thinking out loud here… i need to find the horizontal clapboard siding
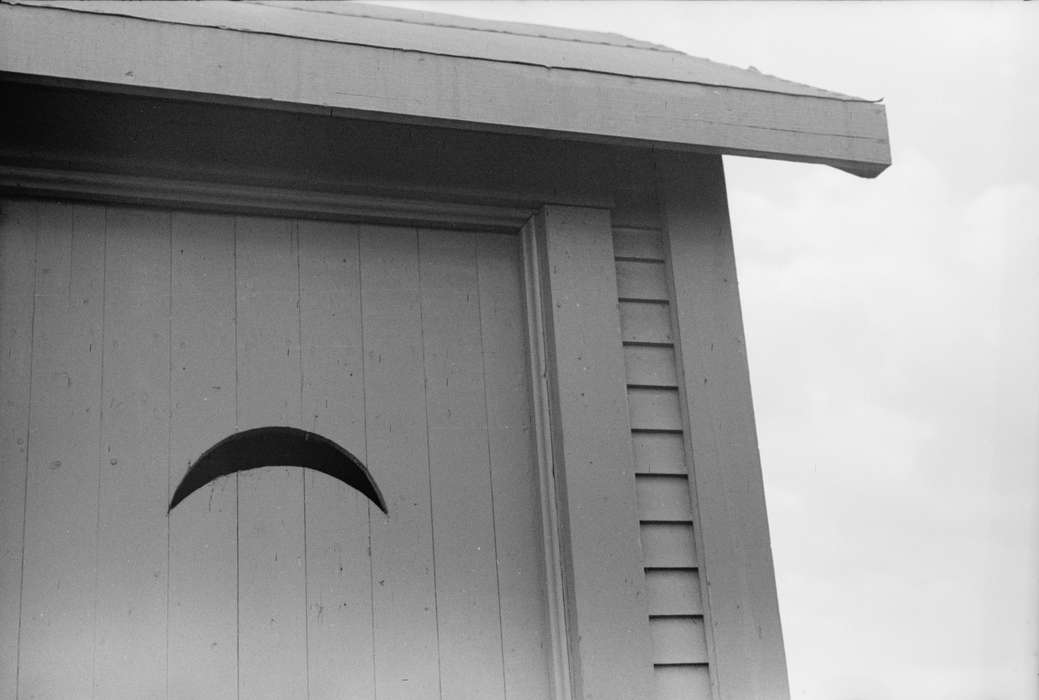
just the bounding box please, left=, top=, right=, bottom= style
left=614, top=227, right=711, bottom=699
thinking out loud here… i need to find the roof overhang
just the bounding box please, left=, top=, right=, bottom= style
left=0, top=0, right=891, bottom=178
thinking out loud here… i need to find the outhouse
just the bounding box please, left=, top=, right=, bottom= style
left=0, top=2, right=890, bottom=699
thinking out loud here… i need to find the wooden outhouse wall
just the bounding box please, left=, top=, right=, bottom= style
left=0, top=80, right=790, bottom=700
left=0, top=199, right=553, bottom=699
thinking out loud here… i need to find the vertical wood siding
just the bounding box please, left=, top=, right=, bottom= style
left=0, top=198, right=551, bottom=699
left=613, top=225, right=713, bottom=700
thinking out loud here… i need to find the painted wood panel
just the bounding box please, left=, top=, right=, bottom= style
left=168, top=211, right=238, bottom=699
left=624, top=345, right=678, bottom=388
left=298, top=220, right=375, bottom=700
left=628, top=387, right=684, bottom=432
left=659, top=152, right=789, bottom=698
left=654, top=665, right=712, bottom=700
left=616, top=260, right=670, bottom=301
left=361, top=225, right=440, bottom=700
left=613, top=228, right=665, bottom=262
left=646, top=569, right=704, bottom=616
left=420, top=230, right=506, bottom=700
left=631, top=432, right=687, bottom=475
left=235, top=215, right=308, bottom=700
left=619, top=302, right=673, bottom=344
left=477, top=233, right=553, bottom=700
left=2, top=199, right=551, bottom=698
left=0, top=200, right=35, bottom=698
left=536, top=205, right=654, bottom=699
left=650, top=617, right=709, bottom=664
left=636, top=475, right=694, bottom=521
left=94, top=207, right=171, bottom=699
left=640, top=523, right=696, bottom=569
left=17, top=202, right=104, bottom=698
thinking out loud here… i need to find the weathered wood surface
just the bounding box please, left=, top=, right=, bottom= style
left=94, top=207, right=171, bottom=698
left=535, top=205, right=654, bottom=699
left=168, top=211, right=238, bottom=698
left=0, top=200, right=35, bottom=699
left=654, top=665, right=712, bottom=700
left=0, top=2, right=891, bottom=176
left=478, top=233, right=554, bottom=699
left=0, top=198, right=553, bottom=698
left=298, top=220, right=374, bottom=699
left=235, top=215, right=309, bottom=699
left=659, top=151, right=790, bottom=699
left=16, top=202, right=105, bottom=698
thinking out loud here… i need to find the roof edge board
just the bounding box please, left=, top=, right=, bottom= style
left=0, top=3, right=891, bottom=177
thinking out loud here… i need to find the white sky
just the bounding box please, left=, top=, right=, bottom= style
left=377, top=3, right=1039, bottom=698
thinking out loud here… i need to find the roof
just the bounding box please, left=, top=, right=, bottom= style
left=0, top=0, right=890, bottom=177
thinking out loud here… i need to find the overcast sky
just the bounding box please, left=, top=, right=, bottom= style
left=378, top=3, right=1039, bottom=698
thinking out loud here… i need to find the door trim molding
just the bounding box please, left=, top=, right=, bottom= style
left=0, top=165, right=533, bottom=233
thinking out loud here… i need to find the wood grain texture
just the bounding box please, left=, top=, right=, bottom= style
left=0, top=3, right=891, bottom=176
left=168, top=211, right=238, bottom=699
left=235, top=215, right=308, bottom=700
left=478, top=233, right=554, bottom=700
left=298, top=220, right=375, bottom=700
left=659, top=151, right=789, bottom=699
left=17, top=203, right=104, bottom=698
left=94, top=206, right=170, bottom=699
left=0, top=200, right=35, bottom=698
left=536, top=205, right=654, bottom=699
left=361, top=225, right=440, bottom=700
left=419, top=230, right=506, bottom=700
left=619, top=302, right=673, bottom=344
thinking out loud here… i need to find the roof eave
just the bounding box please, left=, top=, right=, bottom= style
left=0, top=2, right=891, bottom=178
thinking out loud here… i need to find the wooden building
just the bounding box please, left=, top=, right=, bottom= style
left=0, top=2, right=890, bottom=699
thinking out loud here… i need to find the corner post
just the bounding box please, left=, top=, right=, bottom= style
left=530, top=205, right=655, bottom=699
left=657, top=152, right=790, bottom=700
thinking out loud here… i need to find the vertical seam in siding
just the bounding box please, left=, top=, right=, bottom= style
left=165, top=211, right=173, bottom=700
left=232, top=216, right=241, bottom=700
left=91, top=205, right=108, bottom=700
left=14, top=200, right=40, bottom=698
left=295, top=219, right=311, bottom=700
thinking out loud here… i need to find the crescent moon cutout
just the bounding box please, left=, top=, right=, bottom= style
left=169, top=426, right=387, bottom=514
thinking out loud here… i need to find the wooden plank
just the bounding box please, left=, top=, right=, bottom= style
left=0, top=4, right=892, bottom=176
left=636, top=474, right=693, bottom=522
left=613, top=228, right=664, bottom=262
left=168, top=211, right=238, bottom=699
left=0, top=199, right=35, bottom=698
left=650, top=617, right=709, bottom=665
left=640, top=523, right=697, bottom=569
left=478, top=232, right=553, bottom=699
left=628, top=387, right=683, bottom=431
left=624, top=345, right=678, bottom=387
left=298, top=219, right=375, bottom=699
left=619, top=302, right=673, bottom=344
left=360, top=224, right=439, bottom=700
left=419, top=230, right=506, bottom=700
left=17, top=202, right=104, bottom=698
left=631, top=432, right=687, bottom=475
left=646, top=570, right=704, bottom=616
left=616, top=260, right=670, bottom=301
left=235, top=215, right=307, bottom=700
left=659, top=152, right=789, bottom=699
left=93, top=206, right=170, bottom=698
left=535, top=205, right=654, bottom=699
left=654, top=665, right=712, bottom=700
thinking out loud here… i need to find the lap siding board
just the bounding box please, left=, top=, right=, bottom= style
left=613, top=225, right=713, bottom=700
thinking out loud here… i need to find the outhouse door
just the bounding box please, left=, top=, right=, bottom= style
left=0, top=199, right=554, bottom=699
